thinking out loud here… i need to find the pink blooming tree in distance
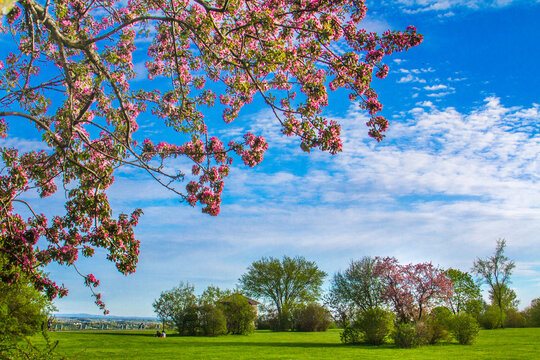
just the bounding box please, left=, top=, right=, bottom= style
left=374, top=257, right=453, bottom=322
left=0, top=0, right=422, bottom=312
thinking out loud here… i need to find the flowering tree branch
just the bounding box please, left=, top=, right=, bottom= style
left=0, top=0, right=422, bottom=312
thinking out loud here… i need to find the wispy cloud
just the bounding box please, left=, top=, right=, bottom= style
left=398, top=74, right=427, bottom=83
left=391, top=0, right=519, bottom=13
left=424, top=84, right=448, bottom=91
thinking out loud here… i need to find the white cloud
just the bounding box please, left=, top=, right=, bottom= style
left=424, top=84, right=448, bottom=91
left=393, top=0, right=517, bottom=13
left=426, top=91, right=453, bottom=97
left=398, top=74, right=427, bottom=83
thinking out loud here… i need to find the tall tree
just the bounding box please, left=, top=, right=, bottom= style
left=239, top=256, right=326, bottom=330
left=472, top=239, right=516, bottom=327
left=0, top=0, right=422, bottom=310
left=328, top=257, right=385, bottom=313
left=445, top=268, right=482, bottom=314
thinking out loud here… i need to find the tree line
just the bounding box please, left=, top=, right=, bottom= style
left=152, top=239, right=540, bottom=347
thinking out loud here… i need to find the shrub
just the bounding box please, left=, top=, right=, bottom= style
left=450, top=313, right=480, bottom=345
left=256, top=313, right=274, bottom=330
left=423, top=307, right=452, bottom=344
left=293, top=303, right=332, bottom=332
left=355, top=308, right=394, bottom=345
left=392, top=322, right=421, bottom=348
left=478, top=305, right=504, bottom=329
left=340, top=325, right=362, bottom=344
left=504, top=309, right=526, bottom=328
left=220, top=294, right=256, bottom=335
left=412, top=320, right=430, bottom=346
left=198, top=304, right=227, bottom=336
left=175, top=305, right=200, bottom=336
left=430, top=306, right=453, bottom=328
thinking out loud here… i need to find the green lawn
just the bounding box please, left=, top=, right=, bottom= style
left=33, top=328, right=540, bottom=359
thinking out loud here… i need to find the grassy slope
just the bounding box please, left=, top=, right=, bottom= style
left=36, top=328, right=540, bottom=360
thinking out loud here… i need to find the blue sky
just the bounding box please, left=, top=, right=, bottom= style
left=5, top=0, right=539, bottom=316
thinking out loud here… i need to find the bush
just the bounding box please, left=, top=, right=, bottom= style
left=198, top=304, right=227, bottom=336
left=504, top=309, right=526, bottom=328
left=220, top=294, right=256, bottom=335
left=355, top=308, right=394, bottom=345
left=430, top=306, right=453, bottom=328
left=478, top=305, right=504, bottom=329
left=450, top=313, right=480, bottom=345
left=412, top=320, right=431, bottom=346
left=392, top=322, right=421, bottom=348
left=423, top=307, right=452, bottom=344
left=177, top=305, right=200, bottom=336
left=293, top=303, right=332, bottom=332
left=340, top=325, right=362, bottom=344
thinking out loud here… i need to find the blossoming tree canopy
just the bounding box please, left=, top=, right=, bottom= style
left=0, top=0, right=423, bottom=312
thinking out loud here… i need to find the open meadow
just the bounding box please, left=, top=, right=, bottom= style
left=34, top=328, right=540, bottom=360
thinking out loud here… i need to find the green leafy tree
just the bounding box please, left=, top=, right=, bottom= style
left=329, top=257, right=386, bottom=313
left=445, top=268, right=482, bottom=314
left=0, top=273, right=60, bottom=360
left=522, top=298, right=540, bottom=327
left=489, top=284, right=519, bottom=311
left=199, top=286, right=232, bottom=306
left=220, top=293, right=257, bottom=335
left=0, top=276, right=51, bottom=343
left=240, top=256, right=326, bottom=330
left=152, top=282, right=198, bottom=334
left=472, top=239, right=515, bottom=328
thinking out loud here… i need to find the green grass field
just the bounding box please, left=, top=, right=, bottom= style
left=34, top=328, right=540, bottom=359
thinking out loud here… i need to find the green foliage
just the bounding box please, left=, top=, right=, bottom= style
left=198, top=304, right=227, bottom=336
left=152, top=282, right=198, bottom=335
left=430, top=306, right=453, bottom=327
left=0, top=276, right=51, bottom=343
left=220, top=293, right=257, bottom=335
left=479, top=305, right=505, bottom=329
left=463, top=298, right=485, bottom=319
left=392, top=322, right=421, bottom=348
left=489, top=284, right=519, bottom=312
left=446, top=268, right=482, bottom=314
left=522, top=298, right=540, bottom=327
left=504, top=309, right=526, bottom=328
left=450, top=313, right=480, bottom=345
left=354, top=308, right=394, bottom=345
left=340, top=325, right=362, bottom=344
left=329, top=257, right=385, bottom=313
left=177, top=305, right=200, bottom=336
left=420, top=308, right=452, bottom=344
left=0, top=327, right=66, bottom=360
left=240, top=256, right=326, bottom=331
left=292, top=303, right=332, bottom=332
left=199, top=286, right=232, bottom=306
